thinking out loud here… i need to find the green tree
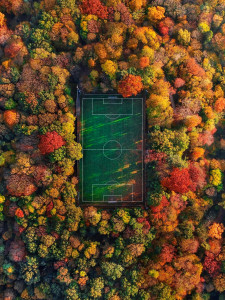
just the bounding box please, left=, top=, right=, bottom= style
left=21, top=256, right=40, bottom=285
left=101, top=261, right=124, bottom=281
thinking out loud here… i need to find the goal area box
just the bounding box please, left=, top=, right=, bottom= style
left=76, top=92, right=146, bottom=206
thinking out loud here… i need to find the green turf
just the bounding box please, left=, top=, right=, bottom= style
left=79, top=94, right=144, bottom=204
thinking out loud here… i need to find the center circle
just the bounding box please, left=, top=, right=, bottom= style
left=103, top=140, right=122, bottom=160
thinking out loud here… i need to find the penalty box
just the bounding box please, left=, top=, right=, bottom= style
left=89, top=183, right=134, bottom=203
left=91, top=96, right=134, bottom=115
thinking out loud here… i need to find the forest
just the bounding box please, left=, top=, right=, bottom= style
left=0, top=0, right=225, bottom=299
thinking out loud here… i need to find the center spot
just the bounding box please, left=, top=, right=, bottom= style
left=103, top=140, right=122, bottom=160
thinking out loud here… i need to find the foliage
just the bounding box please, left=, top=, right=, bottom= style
left=0, top=0, right=225, bottom=298
left=118, top=74, right=144, bottom=98
left=150, top=128, right=189, bottom=158
left=38, top=131, right=66, bottom=155
left=101, top=261, right=124, bottom=280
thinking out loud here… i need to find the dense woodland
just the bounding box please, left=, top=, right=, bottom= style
left=0, top=0, right=225, bottom=299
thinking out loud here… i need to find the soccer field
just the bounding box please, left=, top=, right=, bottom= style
left=79, top=94, right=144, bottom=205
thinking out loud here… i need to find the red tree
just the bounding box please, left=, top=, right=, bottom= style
left=203, top=252, right=221, bottom=277
left=158, top=22, right=169, bottom=36
left=161, top=168, right=195, bottom=194
left=186, top=58, right=205, bottom=77
left=151, top=195, right=170, bottom=221
left=159, top=244, right=175, bottom=264
left=80, top=0, right=108, bottom=20
left=9, top=240, right=26, bottom=262
left=118, top=74, right=143, bottom=98
left=38, top=131, right=65, bottom=155
left=188, top=163, right=206, bottom=190
left=7, top=174, right=37, bottom=197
